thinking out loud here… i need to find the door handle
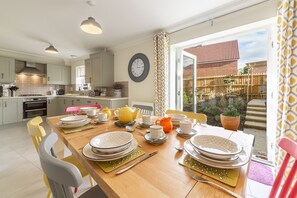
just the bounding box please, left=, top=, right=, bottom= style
left=1, top=73, right=3, bottom=79
left=177, top=91, right=181, bottom=96
left=4, top=101, right=7, bottom=107
left=72, top=100, right=74, bottom=105
left=48, top=99, right=50, bottom=104
left=64, top=99, right=65, bottom=104
left=48, top=77, right=50, bottom=81
left=90, top=77, right=92, bottom=83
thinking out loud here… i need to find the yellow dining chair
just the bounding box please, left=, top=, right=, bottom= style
left=165, top=109, right=207, bottom=124
left=27, top=116, right=94, bottom=198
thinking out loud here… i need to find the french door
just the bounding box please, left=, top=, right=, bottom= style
left=177, top=50, right=197, bottom=112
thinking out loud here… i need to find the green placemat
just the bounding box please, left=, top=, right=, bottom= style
left=95, top=147, right=145, bottom=173
left=62, top=124, right=95, bottom=134
left=179, top=154, right=240, bottom=187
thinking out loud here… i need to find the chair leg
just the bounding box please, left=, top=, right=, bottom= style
left=47, top=190, right=52, bottom=198
left=89, top=176, right=94, bottom=187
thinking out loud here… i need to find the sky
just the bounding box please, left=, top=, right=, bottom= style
left=237, top=29, right=268, bottom=69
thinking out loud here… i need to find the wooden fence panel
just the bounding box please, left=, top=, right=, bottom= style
left=184, top=73, right=267, bottom=101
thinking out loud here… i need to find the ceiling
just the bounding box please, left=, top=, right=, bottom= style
left=0, top=0, right=263, bottom=60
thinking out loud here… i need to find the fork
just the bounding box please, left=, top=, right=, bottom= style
left=189, top=170, right=243, bottom=198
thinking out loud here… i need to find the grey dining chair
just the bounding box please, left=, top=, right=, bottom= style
left=38, top=133, right=108, bottom=198
left=131, top=101, right=154, bottom=115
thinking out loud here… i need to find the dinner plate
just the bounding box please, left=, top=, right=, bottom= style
left=184, top=140, right=248, bottom=169
left=60, top=115, right=88, bottom=122
left=90, top=131, right=133, bottom=150
left=193, top=147, right=239, bottom=164
left=83, top=138, right=138, bottom=161
left=190, top=135, right=242, bottom=159
left=58, top=118, right=91, bottom=128
left=176, top=128, right=197, bottom=137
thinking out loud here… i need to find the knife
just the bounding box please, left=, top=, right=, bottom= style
left=115, top=151, right=158, bottom=175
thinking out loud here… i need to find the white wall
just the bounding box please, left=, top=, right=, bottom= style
left=112, top=0, right=277, bottom=105
left=113, top=39, right=154, bottom=105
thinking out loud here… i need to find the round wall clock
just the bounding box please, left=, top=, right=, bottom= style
left=128, top=53, right=150, bottom=82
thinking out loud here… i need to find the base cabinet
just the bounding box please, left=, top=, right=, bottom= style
left=47, top=97, right=58, bottom=117
left=2, top=99, right=23, bottom=124
left=0, top=100, right=2, bottom=125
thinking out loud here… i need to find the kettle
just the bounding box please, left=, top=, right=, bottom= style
left=114, top=106, right=139, bottom=124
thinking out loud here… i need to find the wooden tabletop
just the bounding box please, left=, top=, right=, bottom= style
left=47, top=116, right=254, bottom=198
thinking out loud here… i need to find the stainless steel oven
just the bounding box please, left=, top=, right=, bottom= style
left=23, top=97, right=47, bottom=119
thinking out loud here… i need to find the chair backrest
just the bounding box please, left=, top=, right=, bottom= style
left=269, top=137, right=297, bottom=198
left=132, top=101, right=154, bottom=115
left=165, top=109, right=207, bottom=124
left=39, top=133, right=83, bottom=198
left=27, top=116, right=47, bottom=151
left=65, top=104, right=102, bottom=113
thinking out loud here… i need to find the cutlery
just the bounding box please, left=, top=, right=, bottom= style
left=187, top=168, right=243, bottom=198
left=175, top=145, right=184, bottom=151
left=115, top=151, right=158, bottom=175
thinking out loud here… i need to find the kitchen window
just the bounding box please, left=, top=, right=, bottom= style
left=76, top=65, right=85, bottom=91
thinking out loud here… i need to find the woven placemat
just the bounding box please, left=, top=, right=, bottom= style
left=179, top=154, right=240, bottom=187
left=62, top=124, right=95, bottom=134
left=95, top=147, right=145, bottom=173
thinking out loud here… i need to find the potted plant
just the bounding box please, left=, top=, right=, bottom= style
left=113, top=83, right=123, bottom=98
left=8, top=85, right=19, bottom=97
left=220, top=98, right=240, bottom=131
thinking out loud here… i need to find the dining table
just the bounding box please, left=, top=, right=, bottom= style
left=46, top=115, right=254, bottom=198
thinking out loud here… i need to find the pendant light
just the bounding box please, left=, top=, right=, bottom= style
left=80, top=17, right=102, bottom=35
left=45, top=45, right=58, bottom=54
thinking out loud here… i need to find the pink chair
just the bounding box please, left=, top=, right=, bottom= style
left=65, top=104, right=102, bottom=114
left=269, top=137, right=297, bottom=198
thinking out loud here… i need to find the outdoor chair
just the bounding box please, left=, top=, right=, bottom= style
left=132, top=101, right=154, bottom=115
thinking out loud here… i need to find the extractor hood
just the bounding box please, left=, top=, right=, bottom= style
left=17, top=62, right=45, bottom=76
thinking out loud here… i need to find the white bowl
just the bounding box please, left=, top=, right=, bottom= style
left=80, top=107, right=97, bottom=113
left=190, top=135, right=242, bottom=160
left=89, top=131, right=133, bottom=153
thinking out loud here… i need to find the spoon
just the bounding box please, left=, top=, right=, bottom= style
left=125, top=126, right=135, bottom=132
left=175, top=145, right=184, bottom=151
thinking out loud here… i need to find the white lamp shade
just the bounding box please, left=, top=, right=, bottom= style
left=45, top=45, right=58, bottom=54
left=80, top=17, right=102, bottom=35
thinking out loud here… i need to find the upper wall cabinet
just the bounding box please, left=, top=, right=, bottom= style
left=85, top=51, right=114, bottom=87
left=0, top=57, right=15, bottom=83
left=47, top=64, right=71, bottom=85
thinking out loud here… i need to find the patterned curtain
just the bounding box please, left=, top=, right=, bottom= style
left=275, top=0, right=297, bottom=180
left=153, top=32, right=170, bottom=116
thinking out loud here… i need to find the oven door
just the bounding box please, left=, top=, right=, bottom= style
left=23, top=100, right=47, bottom=119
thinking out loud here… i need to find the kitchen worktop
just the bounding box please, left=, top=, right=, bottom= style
left=0, top=95, right=128, bottom=100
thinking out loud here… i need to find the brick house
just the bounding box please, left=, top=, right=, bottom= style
left=245, top=60, right=267, bottom=74
left=184, top=40, right=240, bottom=77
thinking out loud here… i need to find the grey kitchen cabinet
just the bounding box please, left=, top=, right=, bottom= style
left=0, top=56, right=15, bottom=83
left=47, top=64, right=71, bottom=85
left=85, top=51, right=114, bottom=87
left=0, top=100, right=2, bottom=125
left=57, top=98, right=72, bottom=115
left=110, top=99, right=128, bottom=109
left=47, top=97, right=58, bottom=116
left=2, top=99, right=22, bottom=124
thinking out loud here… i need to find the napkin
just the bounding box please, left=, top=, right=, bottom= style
left=62, top=124, right=95, bottom=134
left=95, top=147, right=145, bottom=173
left=179, top=154, right=240, bottom=187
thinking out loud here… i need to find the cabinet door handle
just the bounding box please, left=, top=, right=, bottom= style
left=90, top=77, right=92, bottom=83
left=48, top=77, right=50, bottom=81
left=87, top=101, right=91, bottom=104
left=64, top=99, right=65, bottom=104
left=1, top=73, right=3, bottom=79
left=4, top=101, right=7, bottom=107
left=72, top=100, right=74, bottom=105
left=48, top=99, right=50, bottom=104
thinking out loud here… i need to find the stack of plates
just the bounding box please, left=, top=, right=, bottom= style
left=58, top=115, right=90, bottom=128
left=166, top=114, right=187, bottom=126
left=82, top=131, right=138, bottom=161
left=183, top=135, right=248, bottom=169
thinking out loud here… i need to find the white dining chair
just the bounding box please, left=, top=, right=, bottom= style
left=131, top=101, right=154, bottom=115
left=38, top=133, right=108, bottom=198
